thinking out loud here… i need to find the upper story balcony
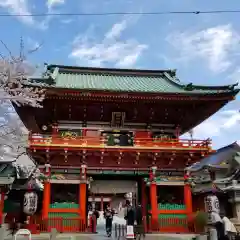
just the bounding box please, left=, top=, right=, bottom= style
left=28, top=129, right=212, bottom=152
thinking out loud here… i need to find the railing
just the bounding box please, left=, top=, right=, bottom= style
left=26, top=215, right=195, bottom=234
left=115, top=224, right=126, bottom=239
left=29, top=133, right=211, bottom=150
left=147, top=216, right=195, bottom=233
left=115, top=216, right=196, bottom=235
left=27, top=217, right=95, bottom=233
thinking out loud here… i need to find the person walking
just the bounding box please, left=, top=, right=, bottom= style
left=124, top=200, right=135, bottom=239
left=104, top=204, right=114, bottom=237
left=213, top=212, right=227, bottom=240
left=134, top=203, right=145, bottom=239
left=221, top=213, right=237, bottom=240
left=92, top=208, right=99, bottom=233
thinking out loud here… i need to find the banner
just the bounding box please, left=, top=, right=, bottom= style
left=204, top=195, right=220, bottom=213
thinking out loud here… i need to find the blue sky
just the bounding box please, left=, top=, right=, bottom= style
left=0, top=0, right=240, bottom=149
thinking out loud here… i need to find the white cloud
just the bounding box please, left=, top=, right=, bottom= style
left=69, top=20, right=148, bottom=68
left=47, top=0, right=64, bottom=9
left=0, top=0, right=34, bottom=25
left=61, top=18, right=73, bottom=24
left=183, top=108, right=240, bottom=148
left=0, top=0, right=56, bottom=29
left=105, top=20, right=127, bottom=40
left=166, top=24, right=240, bottom=74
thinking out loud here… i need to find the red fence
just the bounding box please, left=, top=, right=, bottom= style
left=114, top=217, right=196, bottom=237
left=26, top=215, right=195, bottom=234
left=28, top=217, right=96, bottom=234
left=146, top=217, right=195, bottom=233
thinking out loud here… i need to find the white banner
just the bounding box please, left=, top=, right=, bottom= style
left=204, top=195, right=220, bottom=214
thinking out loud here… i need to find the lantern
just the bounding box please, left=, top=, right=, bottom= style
left=23, top=192, right=38, bottom=215
left=204, top=195, right=220, bottom=214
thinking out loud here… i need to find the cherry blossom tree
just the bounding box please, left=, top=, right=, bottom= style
left=0, top=39, right=45, bottom=163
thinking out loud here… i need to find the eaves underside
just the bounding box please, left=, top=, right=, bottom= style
left=45, top=88, right=238, bottom=101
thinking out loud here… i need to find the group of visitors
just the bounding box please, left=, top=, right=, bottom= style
left=103, top=200, right=145, bottom=238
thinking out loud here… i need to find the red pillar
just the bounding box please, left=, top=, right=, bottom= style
left=79, top=183, right=87, bottom=224
left=42, top=164, right=51, bottom=219
left=150, top=183, right=158, bottom=219
left=80, top=164, right=87, bottom=225
left=42, top=182, right=50, bottom=219
left=184, top=184, right=193, bottom=214
left=150, top=166, right=158, bottom=229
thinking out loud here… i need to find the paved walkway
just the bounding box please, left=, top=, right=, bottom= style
left=5, top=233, right=197, bottom=240
left=2, top=223, right=197, bottom=240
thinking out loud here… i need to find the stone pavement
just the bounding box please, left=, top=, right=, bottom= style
left=4, top=233, right=197, bottom=240
left=2, top=223, right=197, bottom=240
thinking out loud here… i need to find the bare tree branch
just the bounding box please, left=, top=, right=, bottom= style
left=27, top=41, right=44, bottom=54
left=0, top=40, right=15, bottom=61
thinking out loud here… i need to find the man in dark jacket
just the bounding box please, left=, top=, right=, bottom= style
left=104, top=205, right=115, bottom=237
left=135, top=203, right=145, bottom=239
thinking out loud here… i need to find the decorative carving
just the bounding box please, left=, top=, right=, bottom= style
left=60, top=131, right=78, bottom=139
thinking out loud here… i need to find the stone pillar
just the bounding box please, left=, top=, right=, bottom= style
left=42, top=164, right=51, bottom=219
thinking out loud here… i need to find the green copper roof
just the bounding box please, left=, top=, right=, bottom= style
left=29, top=64, right=239, bottom=95
left=0, top=163, right=15, bottom=177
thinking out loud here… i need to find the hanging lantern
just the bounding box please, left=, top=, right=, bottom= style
left=204, top=195, right=220, bottom=214
left=23, top=192, right=38, bottom=215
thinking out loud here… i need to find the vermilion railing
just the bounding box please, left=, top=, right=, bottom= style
left=27, top=217, right=95, bottom=233
left=26, top=215, right=195, bottom=234
left=113, top=216, right=196, bottom=235
left=29, top=133, right=211, bottom=150
left=147, top=216, right=195, bottom=233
